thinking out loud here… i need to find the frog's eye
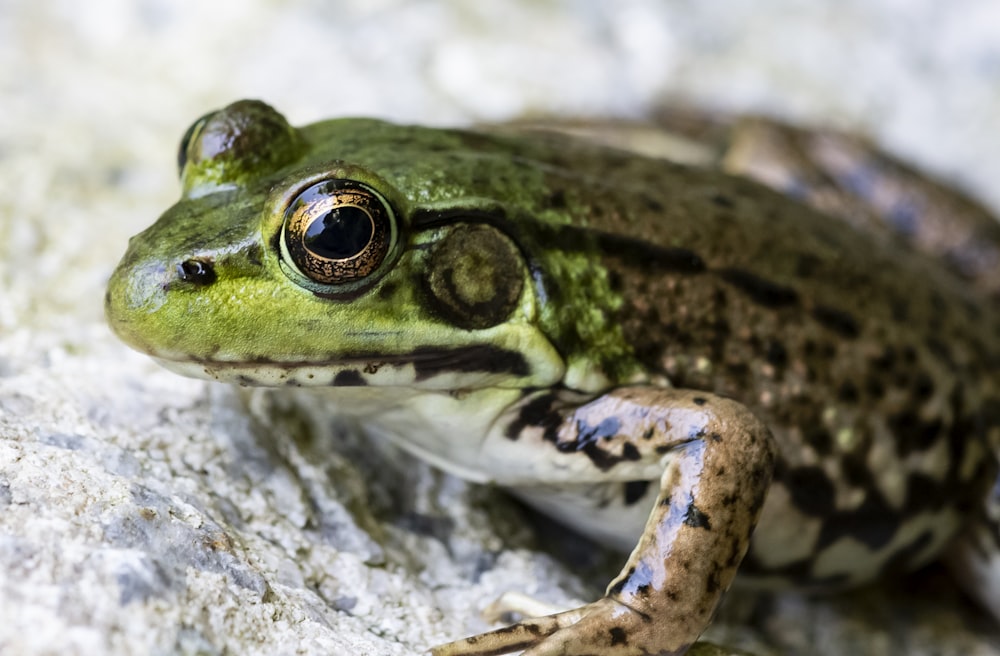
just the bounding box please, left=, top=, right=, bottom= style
left=281, top=180, right=394, bottom=286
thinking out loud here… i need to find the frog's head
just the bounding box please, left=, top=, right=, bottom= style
left=106, top=100, right=573, bottom=391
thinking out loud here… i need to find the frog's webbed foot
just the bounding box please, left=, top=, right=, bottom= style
left=431, top=387, right=777, bottom=656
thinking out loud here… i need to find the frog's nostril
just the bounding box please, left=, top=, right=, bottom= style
left=176, top=259, right=217, bottom=285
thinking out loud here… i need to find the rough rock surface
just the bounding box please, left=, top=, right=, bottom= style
left=1, top=1, right=999, bottom=654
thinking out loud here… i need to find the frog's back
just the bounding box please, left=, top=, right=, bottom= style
left=469, top=124, right=1000, bottom=587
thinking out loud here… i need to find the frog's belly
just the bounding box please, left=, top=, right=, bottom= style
left=511, top=477, right=964, bottom=591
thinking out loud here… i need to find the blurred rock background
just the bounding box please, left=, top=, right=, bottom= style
left=1, top=1, right=999, bottom=654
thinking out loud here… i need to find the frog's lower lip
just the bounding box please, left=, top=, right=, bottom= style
left=153, top=344, right=533, bottom=388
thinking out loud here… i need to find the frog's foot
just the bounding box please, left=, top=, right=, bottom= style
left=429, top=596, right=671, bottom=656
left=432, top=388, right=777, bottom=656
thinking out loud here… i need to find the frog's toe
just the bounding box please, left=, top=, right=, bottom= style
left=517, top=597, right=685, bottom=656
left=430, top=597, right=685, bottom=656
left=428, top=607, right=578, bottom=656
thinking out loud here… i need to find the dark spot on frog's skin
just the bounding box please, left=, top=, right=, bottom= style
left=740, top=552, right=852, bottom=587
left=926, top=337, right=955, bottom=367
left=683, top=501, right=712, bottom=530
left=609, top=627, right=628, bottom=646
left=726, top=361, right=751, bottom=381
left=607, top=269, right=624, bottom=292
left=506, top=392, right=562, bottom=442
left=764, top=340, right=788, bottom=368
left=595, top=234, right=707, bottom=273
left=904, top=473, right=947, bottom=513
left=719, top=491, right=738, bottom=508
left=865, top=375, right=886, bottom=400
left=784, top=466, right=836, bottom=516
left=711, top=193, right=734, bottom=209
left=376, top=279, right=399, bottom=300
left=706, top=567, right=723, bottom=594
left=642, top=427, right=654, bottom=440
left=332, top=370, right=366, bottom=386
left=692, top=396, right=707, bottom=406
left=872, top=346, right=896, bottom=370
left=564, top=416, right=641, bottom=471
left=803, top=427, right=832, bottom=454
left=621, top=442, right=641, bottom=461
left=235, top=374, right=256, bottom=386
left=889, top=410, right=943, bottom=455
left=837, top=381, right=860, bottom=403
left=811, top=305, right=860, bottom=338
left=623, top=480, right=651, bottom=505
left=909, top=372, right=936, bottom=401
left=410, top=345, right=529, bottom=380
left=841, top=454, right=876, bottom=488
left=546, top=189, right=567, bottom=209
left=817, top=491, right=900, bottom=551
left=882, top=530, right=936, bottom=575
left=718, top=268, right=799, bottom=308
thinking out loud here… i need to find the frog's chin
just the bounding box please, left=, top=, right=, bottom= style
left=151, top=344, right=561, bottom=391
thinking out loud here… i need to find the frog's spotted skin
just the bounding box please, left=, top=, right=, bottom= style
left=106, top=100, right=1000, bottom=655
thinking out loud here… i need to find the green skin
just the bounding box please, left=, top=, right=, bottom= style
left=106, top=100, right=1000, bottom=655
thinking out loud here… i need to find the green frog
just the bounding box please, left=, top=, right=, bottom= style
left=105, top=100, right=1000, bottom=655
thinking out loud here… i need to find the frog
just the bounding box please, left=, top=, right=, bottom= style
left=105, top=99, right=1000, bottom=655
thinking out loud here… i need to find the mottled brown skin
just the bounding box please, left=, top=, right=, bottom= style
left=483, top=124, right=998, bottom=570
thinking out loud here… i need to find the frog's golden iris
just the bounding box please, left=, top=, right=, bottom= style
left=281, top=179, right=394, bottom=286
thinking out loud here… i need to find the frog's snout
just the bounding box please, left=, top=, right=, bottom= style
left=104, top=253, right=175, bottom=354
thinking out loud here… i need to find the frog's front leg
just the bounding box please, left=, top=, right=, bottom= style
left=431, top=387, right=777, bottom=656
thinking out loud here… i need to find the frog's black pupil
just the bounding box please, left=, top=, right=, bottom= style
left=304, top=206, right=373, bottom=259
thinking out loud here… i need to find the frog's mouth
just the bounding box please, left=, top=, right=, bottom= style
left=152, top=343, right=546, bottom=390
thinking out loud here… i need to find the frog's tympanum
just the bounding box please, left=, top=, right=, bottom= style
left=106, top=100, right=1000, bottom=655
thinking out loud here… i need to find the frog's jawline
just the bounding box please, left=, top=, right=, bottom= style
left=158, top=343, right=533, bottom=387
